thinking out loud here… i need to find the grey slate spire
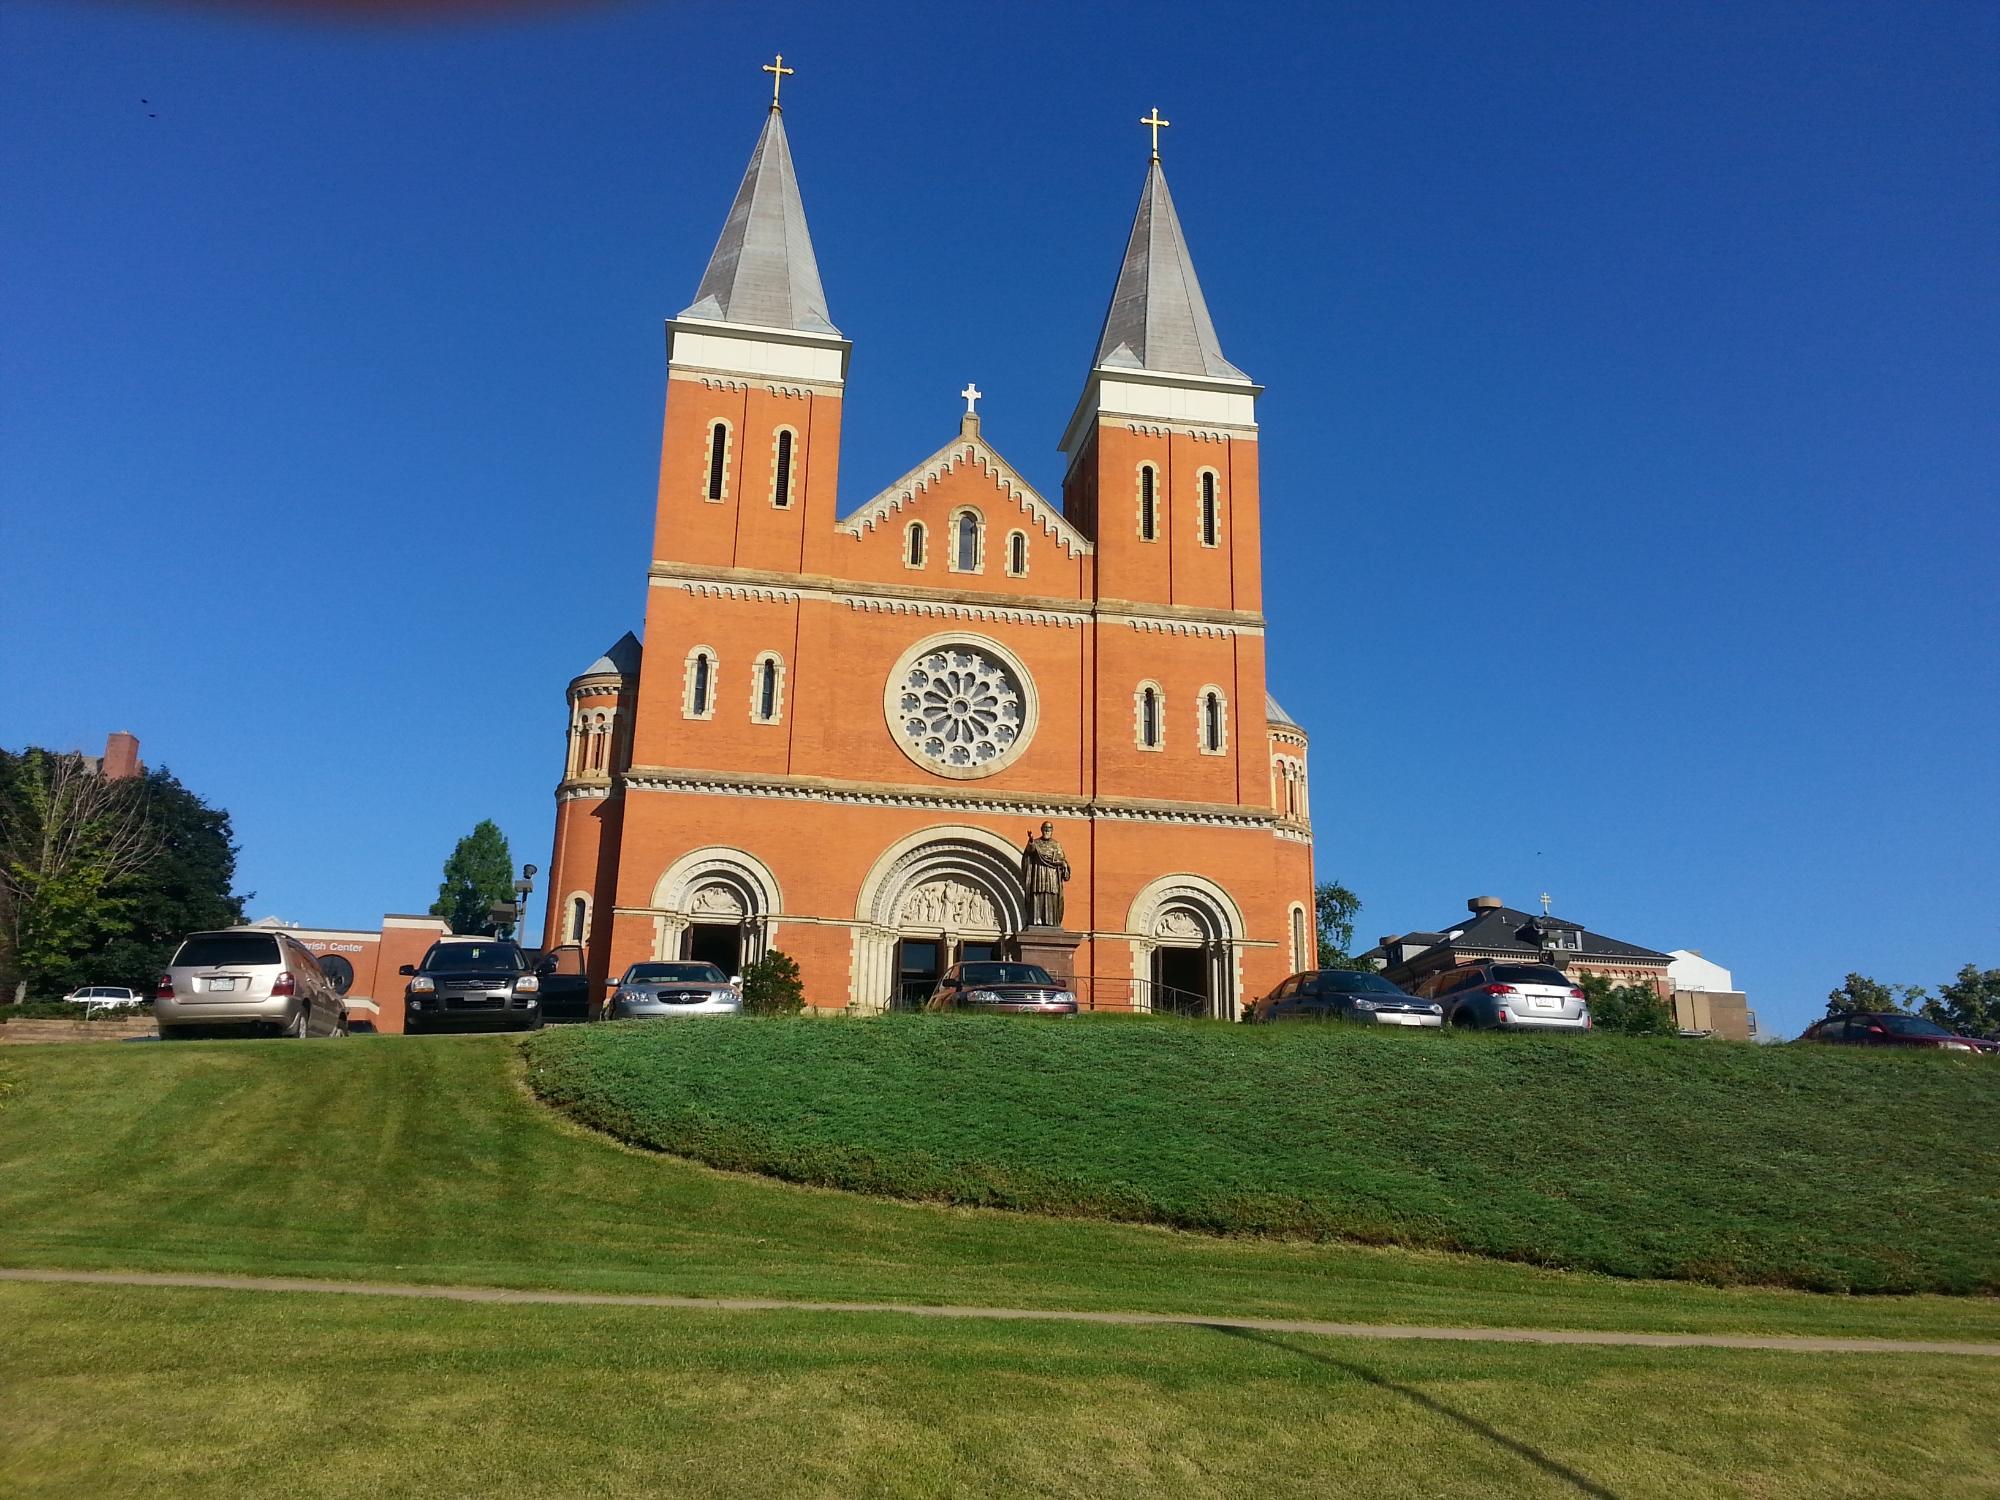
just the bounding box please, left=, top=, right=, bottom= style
left=680, top=107, right=839, bottom=337
left=1092, top=160, right=1246, bottom=381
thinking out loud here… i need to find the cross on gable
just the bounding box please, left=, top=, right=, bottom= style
left=961, top=382, right=982, bottom=414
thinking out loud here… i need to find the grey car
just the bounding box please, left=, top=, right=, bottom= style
left=155, top=928, right=348, bottom=1039
left=608, top=961, right=741, bottom=1020
left=1415, top=962, right=1592, bottom=1032
left=1250, top=970, right=1443, bottom=1026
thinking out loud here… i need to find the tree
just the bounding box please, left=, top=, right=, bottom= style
left=739, top=949, right=805, bottom=1016
left=1314, top=880, right=1371, bottom=970
left=430, top=821, right=515, bottom=936
left=0, top=749, right=243, bottom=1000
left=1922, top=965, right=2000, bottom=1039
left=1824, top=973, right=1928, bottom=1018
left=1578, top=972, right=1676, bottom=1036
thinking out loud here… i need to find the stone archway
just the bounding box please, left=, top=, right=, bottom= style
left=851, top=826, right=1029, bottom=1011
left=650, top=848, right=784, bottom=973
left=1126, top=874, right=1246, bottom=1021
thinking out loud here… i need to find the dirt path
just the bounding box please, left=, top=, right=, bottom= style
left=5, top=1266, right=1995, bottom=1356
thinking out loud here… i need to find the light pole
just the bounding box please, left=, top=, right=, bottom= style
left=513, top=864, right=538, bottom=945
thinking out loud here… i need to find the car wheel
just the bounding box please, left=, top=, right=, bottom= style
left=286, top=1007, right=309, bottom=1039
left=1448, top=1007, right=1480, bottom=1029
left=518, top=1010, right=545, bottom=1032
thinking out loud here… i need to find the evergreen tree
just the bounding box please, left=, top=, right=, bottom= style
left=430, top=821, right=515, bottom=936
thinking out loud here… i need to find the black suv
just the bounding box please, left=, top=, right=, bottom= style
left=402, top=937, right=544, bottom=1034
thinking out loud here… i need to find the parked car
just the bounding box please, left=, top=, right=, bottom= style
left=63, top=985, right=143, bottom=1014
left=402, top=937, right=543, bottom=1033
left=606, top=961, right=741, bottom=1020
left=1797, top=1012, right=1987, bottom=1053
left=1250, top=970, right=1443, bottom=1027
left=924, top=961, right=1077, bottom=1016
left=1411, top=962, right=1592, bottom=1032
left=155, top=929, right=348, bottom=1039
left=524, top=944, right=593, bottom=1022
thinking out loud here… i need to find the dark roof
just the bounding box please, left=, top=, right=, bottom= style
left=1385, top=906, right=1669, bottom=966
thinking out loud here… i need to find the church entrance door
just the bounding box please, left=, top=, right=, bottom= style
left=686, top=923, right=742, bottom=977
left=897, top=940, right=943, bottom=1011
left=1150, top=945, right=1211, bottom=1019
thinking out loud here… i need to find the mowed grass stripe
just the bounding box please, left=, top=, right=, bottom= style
left=3, top=1034, right=1997, bottom=1342
left=525, top=1014, right=2000, bottom=1293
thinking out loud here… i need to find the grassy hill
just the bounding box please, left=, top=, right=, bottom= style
left=526, top=1016, right=2000, bottom=1294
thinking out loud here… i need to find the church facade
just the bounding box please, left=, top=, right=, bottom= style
left=542, top=91, right=1314, bottom=1017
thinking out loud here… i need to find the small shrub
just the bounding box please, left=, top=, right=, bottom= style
left=1580, top=974, right=1677, bottom=1036
left=740, top=950, right=805, bottom=1017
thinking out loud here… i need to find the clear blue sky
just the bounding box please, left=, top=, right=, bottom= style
left=3, top=1, right=1994, bottom=1037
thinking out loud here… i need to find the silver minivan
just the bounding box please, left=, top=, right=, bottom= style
left=1418, top=962, right=1592, bottom=1032
left=156, top=928, right=348, bottom=1039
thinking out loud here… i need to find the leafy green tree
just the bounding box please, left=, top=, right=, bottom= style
left=1921, top=965, right=2000, bottom=1038
left=1578, top=972, right=1677, bottom=1036
left=1314, top=880, right=1371, bottom=970
left=1824, top=972, right=1928, bottom=1018
left=739, top=949, right=805, bottom=1017
left=430, top=821, right=515, bottom=936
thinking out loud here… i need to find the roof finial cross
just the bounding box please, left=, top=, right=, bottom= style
left=961, top=382, right=982, bottom=414
left=762, top=53, right=795, bottom=109
left=1140, top=107, right=1170, bottom=161
left=1540, top=892, right=1553, bottom=916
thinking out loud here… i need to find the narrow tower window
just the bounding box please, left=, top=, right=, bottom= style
left=1199, top=471, right=1219, bottom=547
left=692, top=656, right=711, bottom=715
left=772, top=429, right=794, bottom=508
left=1202, top=690, right=1225, bottom=752
left=906, top=521, right=926, bottom=568
left=684, top=648, right=718, bottom=720
left=758, top=658, right=778, bottom=721
left=706, top=422, right=729, bottom=502
left=1007, top=530, right=1027, bottom=577
left=1139, top=465, right=1158, bottom=541
left=1140, top=685, right=1161, bottom=748
left=570, top=896, right=587, bottom=944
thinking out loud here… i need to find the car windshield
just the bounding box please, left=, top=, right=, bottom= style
left=961, top=963, right=1056, bottom=985
left=1878, top=1014, right=1953, bottom=1037
left=172, top=933, right=281, bottom=968
left=421, top=942, right=524, bottom=973
left=624, top=963, right=727, bottom=984
left=1490, top=964, right=1574, bottom=987
left=1315, top=972, right=1405, bottom=995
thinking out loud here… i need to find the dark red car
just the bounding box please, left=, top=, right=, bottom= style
left=1798, top=1012, right=1987, bottom=1054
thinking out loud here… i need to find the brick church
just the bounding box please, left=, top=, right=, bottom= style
left=542, top=81, right=1314, bottom=1017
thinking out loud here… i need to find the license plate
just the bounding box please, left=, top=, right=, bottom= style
left=208, top=977, right=239, bottom=992
left=1389, top=1014, right=1425, bottom=1026
left=1528, top=997, right=1558, bottom=1010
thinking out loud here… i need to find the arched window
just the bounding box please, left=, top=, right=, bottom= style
left=684, top=648, right=718, bottom=720
left=906, top=521, right=926, bottom=568
left=570, top=896, right=588, bottom=944
left=1291, top=905, right=1309, bottom=972
left=705, top=421, right=730, bottom=502
left=1006, top=530, right=1027, bottom=577
left=751, top=653, right=785, bottom=724
left=771, top=428, right=795, bottom=508
left=953, top=510, right=982, bottom=572
left=1139, top=465, right=1158, bottom=541
left=1136, top=683, right=1163, bottom=750
left=1199, top=687, right=1227, bottom=754
left=1199, top=471, right=1220, bottom=547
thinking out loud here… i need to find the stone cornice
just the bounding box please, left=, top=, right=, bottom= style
left=619, top=764, right=1299, bottom=834
left=646, top=561, right=1266, bottom=636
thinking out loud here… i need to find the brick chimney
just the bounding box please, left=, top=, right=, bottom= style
left=102, top=732, right=142, bottom=781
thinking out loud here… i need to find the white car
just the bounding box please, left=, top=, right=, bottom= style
left=63, top=985, right=143, bottom=1014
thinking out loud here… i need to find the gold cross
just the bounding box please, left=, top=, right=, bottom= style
left=1140, top=107, right=1170, bottom=160
left=763, top=54, right=795, bottom=109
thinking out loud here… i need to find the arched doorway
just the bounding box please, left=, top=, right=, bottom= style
left=650, top=848, right=784, bottom=979
left=1126, top=875, right=1245, bottom=1020
left=852, top=826, right=1029, bottom=1011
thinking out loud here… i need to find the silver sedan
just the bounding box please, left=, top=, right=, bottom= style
left=607, top=961, right=742, bottom=1020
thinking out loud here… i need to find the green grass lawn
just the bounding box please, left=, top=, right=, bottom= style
left=524, top=1015, right=2000, bottom=1293
left=5, top=1281, right=1997, bottom=1500
left=2, top=1034, right=1996, bottom=1342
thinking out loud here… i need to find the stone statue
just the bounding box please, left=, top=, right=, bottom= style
left=1020, top=821, right=1070, bottom=929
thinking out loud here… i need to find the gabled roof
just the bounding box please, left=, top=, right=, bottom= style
left=838, top=428, right=1093, bottom=560
left=575, top=631, right=641, bottom=682
left=680, top=107, right=839, bottom=337
left=1392, top=905, right=1671, bottom=965
left=1092, top=159, right=1247, bottom=381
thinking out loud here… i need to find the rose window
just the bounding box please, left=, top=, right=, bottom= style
left=895, top=647, right=1025, bottom=773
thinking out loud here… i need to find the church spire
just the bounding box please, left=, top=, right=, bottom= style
left=1091, top=155, right=1246, bottom=381
left=680, top=93, right=839, bottom=337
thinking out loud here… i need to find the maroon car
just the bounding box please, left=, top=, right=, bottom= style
left=1798, top=1012, right=1986, bottom=1053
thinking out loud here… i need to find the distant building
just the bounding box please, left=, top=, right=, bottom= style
left=241, top=914, right=449, bottom=1033
left=1360, top=897, right=1751, bottom=1041
left=79, top=731, right=143, bottom=780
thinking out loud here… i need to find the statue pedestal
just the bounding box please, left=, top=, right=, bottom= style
left=1013, top=926, right=1083, bottom=992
